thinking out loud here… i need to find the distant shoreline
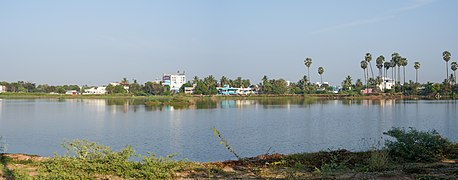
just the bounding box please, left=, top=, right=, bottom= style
left=0, top=92, right=455, bottom=100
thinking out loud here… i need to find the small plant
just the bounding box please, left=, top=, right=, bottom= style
left=384, top=127, right=453, bottom=162
left=313, top=152, right=349, bottom=177
left=212, top=127, right=241, bottom=160
left=368, top=150, right=390, bottom=171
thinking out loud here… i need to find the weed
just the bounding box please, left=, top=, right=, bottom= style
left=368, top=150, right=390, bottom=171
left=313, top=152, right=350, bottom=177
left=212, top=127, right=241, bottom=160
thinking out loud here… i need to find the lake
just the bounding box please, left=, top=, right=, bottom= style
left=0, top=98, right=456, bottom=162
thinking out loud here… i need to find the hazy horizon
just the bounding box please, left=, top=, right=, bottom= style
left=1, top=0, right=457, bottom=86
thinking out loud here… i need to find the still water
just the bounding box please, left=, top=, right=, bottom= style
left=0, top=98, right=456, bottom=162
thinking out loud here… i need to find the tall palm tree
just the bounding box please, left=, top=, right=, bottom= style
left=318, top=67, right=324, bottom=85
left=451, top=62, right=457, bottom=85
left=414, top=62, right=421, bottom=83
left=384, top=61, right=391, bottom=79
left=360, top=60, right=368, bottom=87
left=376, top=55, right=385, bottom=77
left=390, top=60, right=396, bottom=84
left=391, top=52, right=400, bottom=83
left=443, top=51, right=451, bottom=82
left=400, top=57, right=408, bottom=85
left=365, top=53, right=374, bottom=80
left=304, top=57, right=312, bottom=82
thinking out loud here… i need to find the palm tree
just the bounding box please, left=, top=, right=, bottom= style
left=192, top=76, right=200, bottom=84
left=391, top=52, right=400, bottom=83
left=360, top=60, right=368, bottom=87
left=451, top=62, right=457, bottom=85
left=318, top=67, right=324, bottom=85
left=220, top=76, right=229, bottom=87
left=376, top=55, right=385, bottom=77
left=342, top=75, right=353, bottom=91
left=121, top=77, right=129, bottom=84
left=400, top=57, right=408, bottom=85
left=384, top=61, right=391, bottom=79
left=443, top=51, right=451, bottom=82
left=390, top=60, right=396, bottom=84
left=365, top=53, right=374, bottom=80
left=235, top=77, right=243, bottom=88
left=304, top=57, right=312, bottom=82
left=414, top=62, right=421, bottom=83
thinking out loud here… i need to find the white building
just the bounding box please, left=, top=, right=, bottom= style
left=110, top=82, right=129, bottom=91
left=0, top=85, right=6, bottom=93
left=184, top=84, right=196, bottom=94
left=162, top=71, right=186, bottom=92
left=65, top=90, right=78, bottom=95
left=84, top=87, right=107, bottom=95
left=379, top=77, right=395, bottom=90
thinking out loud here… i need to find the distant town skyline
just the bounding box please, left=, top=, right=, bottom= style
left=1, top=0, right=457, bottom=86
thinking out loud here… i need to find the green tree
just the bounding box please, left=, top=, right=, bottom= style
left=304, top=57, right=312, bottom=82
left=341, top=75, right=353, bottom=91
left=391, top=52, right=399, bottom=84
left=179, top=82, right=193, bottom=93
left=443, top=51, right=451, bottom=82
left=129, top=79, right=143, bottom=95
left=451, top=62, right=457, bottom=85
left=400, top=57, right=408, bottom=85
left=355, top=79, right=363, bottom=89
left=261, top=75, right=272, bottom=94
left=220, top=76, right=229, bottom=87
left=271, top=79, right=288, bottom=94
left=242, top=79, right=251, bottom=88
left=297, top=75, right=309, bottom=93
left=192, top=76, right=200, bottom=84
left=234, top=77, right=242, bottom=88
left=143, top=82, right=154, bottom=95
left=414, top=62, right=421, bottom=83
left=365, top=53, right=374, bottom=79
left=317, top=67, right=324, bottom=85
left=376, top=55, right=385, bottom=77
left=113, top=85, right=127, bottom=94
left=384, top=61, right=391, bottom=79
left=56, top=87, right=66, bottom=94
left=360, top=60, right=368, bottom=87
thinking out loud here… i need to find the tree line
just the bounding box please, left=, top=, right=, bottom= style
left=1, top=51, right=457, bottom=96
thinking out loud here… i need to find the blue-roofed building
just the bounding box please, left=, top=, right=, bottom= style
left=217, top=85, right=238, bottom=95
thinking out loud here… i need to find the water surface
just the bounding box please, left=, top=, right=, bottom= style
left=0, top=98, right=456, bottom=162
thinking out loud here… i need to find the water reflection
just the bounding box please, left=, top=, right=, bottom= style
left=0, top=98, right=457, bottom=162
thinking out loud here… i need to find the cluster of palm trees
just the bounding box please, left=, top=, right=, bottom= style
left=443, top=51, right=457, bottom=84
left=303, top=57, right=325, bottom=85
left=359, top=50, right=458, bottom=92
left=360, top=52, right=409, bottom=90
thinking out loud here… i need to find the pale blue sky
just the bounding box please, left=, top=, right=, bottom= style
left=1, top=0, right=457, bottom=86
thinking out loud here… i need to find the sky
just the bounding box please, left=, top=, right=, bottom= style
left=1, top=0, right=457, bottom=86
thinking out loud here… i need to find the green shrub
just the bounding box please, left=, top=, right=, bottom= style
left=38, top=139, right=187, bottom=179
left=384, top=127, right=453, bottom=162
